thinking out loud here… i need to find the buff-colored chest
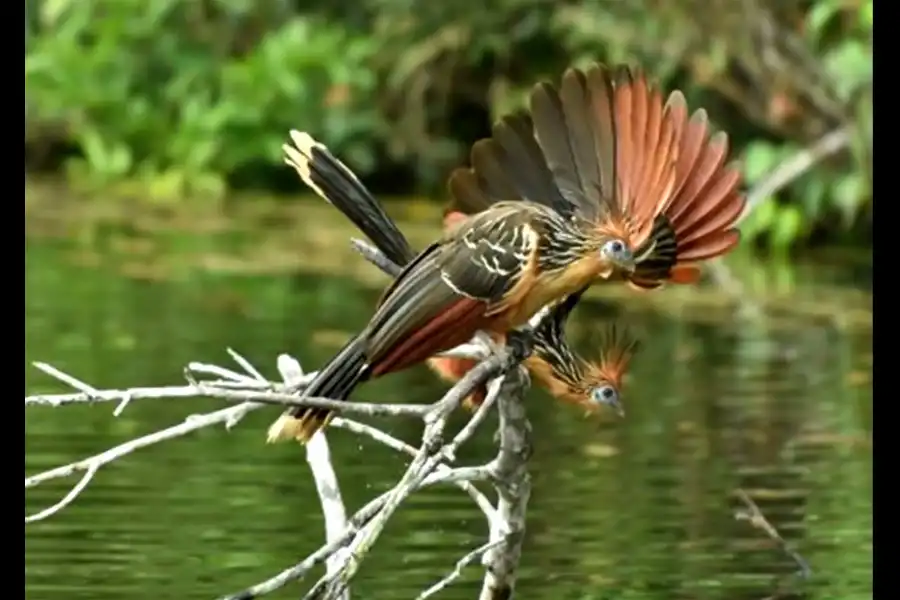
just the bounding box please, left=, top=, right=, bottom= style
left=490, top=252, right=610, bottom=330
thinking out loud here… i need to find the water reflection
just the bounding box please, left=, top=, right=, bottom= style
left=25, top=233, right=872, bottom=600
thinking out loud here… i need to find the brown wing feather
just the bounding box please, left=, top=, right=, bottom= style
left=372, top=297, right=488, bottom=376
left=492, top=112, right=572, bottom=214
left=365, top=206, right=534, bottom=372
left=584, top=65, right=618, bottom=217
left=446, top=112, right=572, bottom=218
left=530, top=80, right=601, bottom=219
left=447, top=169, right=494, bottom=215
left=469, top=139, right=521, bottom=200
left=558, top=69, right=603, bottom=214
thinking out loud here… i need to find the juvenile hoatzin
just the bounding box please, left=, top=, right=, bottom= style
left=267, top=132, right=638, bottom=444
left=431, top=290, right=638, bottom=417
left=445, top=62, right=746, bottom=291
left=277, top=132, right=636, bottom=417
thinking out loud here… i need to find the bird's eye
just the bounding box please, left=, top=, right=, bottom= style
left=602, top=239, right=631, bottom=259
left=590, top=385, right=618, bottom=405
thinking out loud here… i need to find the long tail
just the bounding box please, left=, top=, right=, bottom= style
left=266, top=336, right=370, bottom=444
left=268, top=132, right=422, bottom=444
left=283, top=130, right=416, bottom=266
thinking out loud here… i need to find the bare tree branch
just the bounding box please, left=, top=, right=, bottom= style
left=739, top=125, right=854, bottom=224
left=734, top=489, right=812, bottom=580
left=479, top=368, right=532, bottom=600
left=25, top=243, right=551, bottom=600
left=25, top=374, right=430, bottom=417
left=417, top=538, right=507, bottom=600
left=27, top=311, right=535, bottom=600
left=276, top=354, right=350, bottom=600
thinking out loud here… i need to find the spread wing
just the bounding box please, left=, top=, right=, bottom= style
left=447, top=111, right=576, bottom=218
left=362, top=206, right=540, bottom=373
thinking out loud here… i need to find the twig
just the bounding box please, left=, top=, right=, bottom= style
left=350, top=237, right=401, bottom=277
left=230, top=348, right=268, bottom=383
left=417, top=538, right=507, bottom=600
left=26, top=378, right=429, bottom=417
left=310, top=351, right=517, bottom=600
left=25, top=401, right=265, bottom=521
left=734, top=489, right=812, bottom=579
left=25, top=463, right=99, bottom=524
left=331, top=418, right=496, bottom=521
left=739, top=125, right=853, bottom=223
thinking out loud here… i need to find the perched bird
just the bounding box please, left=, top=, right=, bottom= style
left=525, top=291, right=636, bottom=417
left=282, top=132, right=631, bottom=416
left=268, top=132, right=638, bottom=444
left=431, top=290, right=638, bottom=417
left=446, top=62, right=747, bottom=291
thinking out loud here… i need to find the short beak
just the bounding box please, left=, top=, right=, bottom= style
left=611, top=400, right=626, bottom=418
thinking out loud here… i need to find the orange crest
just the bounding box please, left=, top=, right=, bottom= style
left=583, top=323, right=640, bottom=391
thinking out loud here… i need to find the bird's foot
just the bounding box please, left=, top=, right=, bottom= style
left=505, top=329, right=534, bottom=362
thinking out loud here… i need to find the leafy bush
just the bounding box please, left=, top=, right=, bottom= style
left=25, top=0, right=872, bottom=248
left=26, top=0, right=381, bottom=197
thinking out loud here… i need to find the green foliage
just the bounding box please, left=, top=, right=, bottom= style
left=25, top=0, right=872, bottom=247
left=26, top=0, right=380, bottom=199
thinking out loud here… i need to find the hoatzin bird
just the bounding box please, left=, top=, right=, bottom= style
left=278, top=132, right=636, bottom=417
left=267, top=132, right=638, bottom=444
left=445, top=62, right=746, bottom=291
left=430, top=290, right=638, bottom=417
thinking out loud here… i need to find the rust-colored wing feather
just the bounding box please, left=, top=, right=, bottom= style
left=663, top=94, right=745, bottom=261
left=449, top=63, right=745, bottom=292
left=606, top=67, right=680, bottom=241
left=626, top=91, right=746, bottom=289
left=371, top=296, right=488, bottom=376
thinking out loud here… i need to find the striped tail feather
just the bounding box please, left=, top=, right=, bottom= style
left=266, top=336, right=369, bottom=444
left=283, top=130, right=416, bottom=267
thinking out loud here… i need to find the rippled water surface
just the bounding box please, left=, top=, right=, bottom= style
left=25, top=202, right=872, bottom=600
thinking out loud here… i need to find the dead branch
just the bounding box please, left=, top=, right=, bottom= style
left=26, top=243, right=539, bottom=599
left=734, top=489, right=812, bottom=580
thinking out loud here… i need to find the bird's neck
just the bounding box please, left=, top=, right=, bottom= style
left=535, top=222, right=601, bottom=272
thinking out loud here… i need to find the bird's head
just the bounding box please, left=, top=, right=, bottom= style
left=584, top=212, right=638, bottom=277
left=572, top=323, right=639, bottom=418
left=524, top=295, right=638, bottom=418
left=581, top=323, right=639, bottom=417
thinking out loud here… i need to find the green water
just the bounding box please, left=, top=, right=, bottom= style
left=25, top=203, right=872, bottom=600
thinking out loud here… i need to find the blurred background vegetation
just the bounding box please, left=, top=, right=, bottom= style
left=25, top=0, right=872, bottom=250
left=25, top=3, right=873, bottom=597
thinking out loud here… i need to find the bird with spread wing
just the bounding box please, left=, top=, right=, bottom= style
left=445, top=62, right=746, bottom=291
left=432, top=62, right=747, bottom=402
left=275, top=133, right=637, bottom=419
left=267, top=132, right=638, bottom=444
